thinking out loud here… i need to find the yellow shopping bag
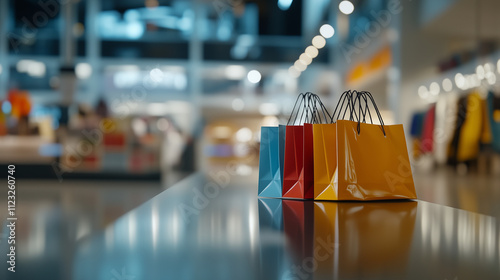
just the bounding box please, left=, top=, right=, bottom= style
left=335, top=119, right=417, bottom=200
left=313, top=90, right=358, bottom=200
left=313, top=123, right=338, bottom=200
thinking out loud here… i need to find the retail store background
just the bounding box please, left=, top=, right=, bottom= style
left=0, top=0, right=500, bottom=278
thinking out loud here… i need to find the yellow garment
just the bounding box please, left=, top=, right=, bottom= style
left=457, top=92, right=483, bottom=161
left=481, top=97, right=492, bottom=144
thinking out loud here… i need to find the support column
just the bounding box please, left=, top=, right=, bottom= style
left=60, top=0, right=76, bottom=66
left=0, top=0, right=9, bottom=98
left=388, top=8, right=402, bottom=123
left=86, top=0, right=101, bottom=105
left=188, top=1, right=203, bottom=170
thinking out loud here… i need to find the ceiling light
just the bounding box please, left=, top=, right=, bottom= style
left=319, top=24, right=335, bottom=38
left=294, top=60, right=307, bottom=72
left=476, top=65, right=485, bottom=80
left=418, top=86, right=428, bottom=99
left=305, top=46, right=318, bottom=58
left=299, top=53, right=312, bottom=65
left=247, top=70, right=261, bottom=84
left=225, top=65, right=246, bottom=80
left=76, top=63, right=92, bottom=79
left=277, top=0, right=293, bottom=11
left=429, top=82, right=440, bottom=96
left=259, top=103, right=280, bottom=116
left=149, top=68, right=163, bottom=83
left=442, top=78, right=452, bottom=92
left=486, top=72, right=496, bottom=85
left=339, top=0, right=354, bottom=15
left=288, top=66, right=301, bottom=78
left=235, top=127, right=253, bottom=142
left=312, top=35, right=326, bottom=49
left=232, top=98, right=245, bottom=111
left=454, top=73, right=465, bottom=89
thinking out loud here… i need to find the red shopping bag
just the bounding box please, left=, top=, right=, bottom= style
left=283, top=93, right=331, bottom=199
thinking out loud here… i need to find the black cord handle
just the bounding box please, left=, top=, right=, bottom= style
left=286, top=92, right=318, bottom=125
left=309, top=93, right=332, bottom=124
left=287, top=93, right=306, bottom=125
left=332, top=90, right=361, bottom=123
left=354, top=91, right=386, bottom=136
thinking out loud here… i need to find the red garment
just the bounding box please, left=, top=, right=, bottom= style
left=421, top=105, right=436, bottom=153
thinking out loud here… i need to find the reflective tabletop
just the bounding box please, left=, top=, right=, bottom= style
left=3, top=173, right=500, bottom=280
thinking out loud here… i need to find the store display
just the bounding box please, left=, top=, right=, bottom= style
left=259, top=91, right=417, bottom=201
left=412, top=89, right=500, bottom=169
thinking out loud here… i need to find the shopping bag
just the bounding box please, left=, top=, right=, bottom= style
left=282, top=93, right=313, bottom=199
left=278, top=125, right=286, bottom=187
left=282, top=125, right=307, bottom=198
left=313, top=91, right=356, bottom=200
left=313, top=201, right=417, bottom=278
left=258, top=126, right=283, bottom=197
left=283, top=93, right=331, bottom=199
left=335, top=92, right=417, bottom=200
left=313, top=123, right=337, bottom=200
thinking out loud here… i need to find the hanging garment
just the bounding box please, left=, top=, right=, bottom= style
left=481, top=96, right=493, bottom=145
left=488, top=91, right=500, bottom=152
left=456, top=92, right=483, bottom=162
left=409, top=112, right=425, bottom=159
left=448, top=96, right=468, bottom=165
left=409, top=112, right=425, bottom=138
left=421, top=105, right=436, bottom=153
left=434, top=94, right=458, bottom=165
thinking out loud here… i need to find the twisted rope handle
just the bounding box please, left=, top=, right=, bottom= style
left=354, top=91, right=386, bottom=136
left=287, top=92, right=317, bottom=125
left=331, top=90, right=360, bottom=123
left=287, top=93, right=306, bottom=125
left=309, top=93, right=332, bottom=124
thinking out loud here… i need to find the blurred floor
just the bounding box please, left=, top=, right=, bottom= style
left=414, top=167, right=500, bottom=218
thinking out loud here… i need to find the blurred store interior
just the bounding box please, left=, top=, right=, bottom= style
left=0, top=0, right=500, bottom=276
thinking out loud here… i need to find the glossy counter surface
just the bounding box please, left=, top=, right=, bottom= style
left=3, top=173, right=500, bottom=280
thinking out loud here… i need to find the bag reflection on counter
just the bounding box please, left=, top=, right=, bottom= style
left=314, top=201, right=417, bottom=278
left=257, top=198, right=286, bottom=280
left=282, top=200, right=314, bottom=266
left=258, top=198, right=417, bottom=279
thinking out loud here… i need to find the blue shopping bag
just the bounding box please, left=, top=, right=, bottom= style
left=278, top=125, right=286, bottom=186
left=258, top=126, right=286, bottom=197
